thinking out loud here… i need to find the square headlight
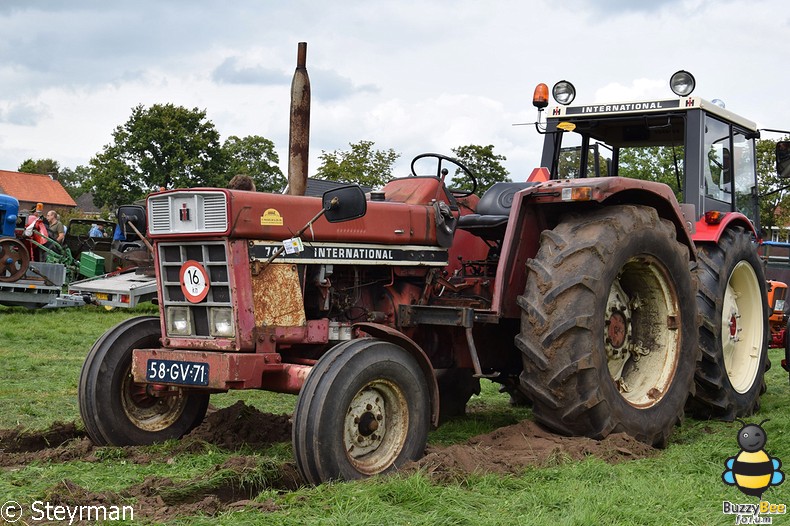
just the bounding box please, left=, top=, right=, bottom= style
left=209, top=307, right=235, bottom=337
left=166, top=306, right=193, bottom=336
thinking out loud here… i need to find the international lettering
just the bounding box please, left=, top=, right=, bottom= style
left=314, top=247, right=394, bottom=260
left=581, top=101, right=666, bottom=114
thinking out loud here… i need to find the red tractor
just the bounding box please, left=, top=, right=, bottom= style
left=80, top=70, right=775, bottom=484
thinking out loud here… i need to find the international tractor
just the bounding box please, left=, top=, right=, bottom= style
left=79, top=67, right=778, bottom=485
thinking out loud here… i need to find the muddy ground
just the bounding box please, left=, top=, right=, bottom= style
left=0, top=401, right=654, bottom=522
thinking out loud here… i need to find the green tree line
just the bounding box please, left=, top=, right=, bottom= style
left=18, top=103, right=511, bottom=212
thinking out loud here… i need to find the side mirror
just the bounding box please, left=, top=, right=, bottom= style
left=776, top=141, right=790, bottom=178
left=322, top=185, right=367, bottom=223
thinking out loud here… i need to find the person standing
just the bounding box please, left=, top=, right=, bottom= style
left=45, top=210, right=66, bottom=258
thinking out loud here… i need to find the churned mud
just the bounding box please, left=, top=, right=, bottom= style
left=0, top=402, right=655, bottom=522
left=406, top=419, right=655, bottom=481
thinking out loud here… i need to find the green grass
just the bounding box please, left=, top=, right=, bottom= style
left=0, top=306, right=789, bottom=525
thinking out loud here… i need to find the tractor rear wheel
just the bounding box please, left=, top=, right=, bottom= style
left=293, top=339, right=430, bottom=485
left=516, top=205, right=698, bottom=447
left=689, top=228, right=769, bottom=419
left=78, top=316, right=209, bottom=445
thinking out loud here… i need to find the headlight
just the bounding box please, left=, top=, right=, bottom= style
left=774, top=299, right=786, bottom=313
left=166, top=306, right=193, bottom=336
left=670, top=70, right=695, bottom=97
left=552, top=80, right=576, bottom=105
left=209, top=307, right=235, bottom=337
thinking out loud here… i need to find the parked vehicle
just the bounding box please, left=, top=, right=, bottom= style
left=80, top=69, right=779, bottom=484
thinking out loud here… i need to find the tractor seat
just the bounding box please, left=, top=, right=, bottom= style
left=458, top=182, right=538, bottom=240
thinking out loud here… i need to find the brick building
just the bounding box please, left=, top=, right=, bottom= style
left=0, top=170, right=77, bottom=213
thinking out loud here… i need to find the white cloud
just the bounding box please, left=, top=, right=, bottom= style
left=0, top=0, right=787, bottom=181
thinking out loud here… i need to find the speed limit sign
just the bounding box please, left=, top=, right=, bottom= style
left=179, top=260, right=210, bottom=303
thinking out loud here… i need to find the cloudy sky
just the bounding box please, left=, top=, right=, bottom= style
left=0, top=0, right=787, bottom=180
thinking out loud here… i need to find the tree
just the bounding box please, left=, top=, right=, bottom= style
left=222, top=135, right=286, bottom=193
left=86, top=103, right=225, bottom=209
left=617, top=145, right=685, bottom=200
left=58, top=165, right=92, bottom=199
left=756, top=137, right=790, bottom=234
left=450, top=144, right=510, bottom=194
left=18, top=158, right=60, bottom=177
left=315, top=140, right=399, bottom=188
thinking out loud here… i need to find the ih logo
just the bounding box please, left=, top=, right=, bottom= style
left=722, top=420, right=784, bottom=498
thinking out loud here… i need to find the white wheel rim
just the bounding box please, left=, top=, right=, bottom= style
left=722, top=261, right=763, bottom=394
left=343, top=379, right=408, bottom=475
left=120, top=366, right=189, bottom=432
left=605, top=256, right=680, bottom=408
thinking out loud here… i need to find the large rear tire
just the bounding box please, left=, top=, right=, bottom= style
left=293, top=339, right=430, bottom=485
left=517, top=205, right=698, bottom=447
left=689, top=228, right=769, bottom=419
left=78, top=316, right=209, bottom=445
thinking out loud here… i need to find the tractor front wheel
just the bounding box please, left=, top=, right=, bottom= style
left=517, top=205, right=698, bottom=447
left=293, top=339, right=430, bottom=485
left=689, top=228, right=769, bottom=419
left=78, top=316, right=209, bottom=445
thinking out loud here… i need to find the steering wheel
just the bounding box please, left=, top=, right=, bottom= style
left=410, top=153, right=478, bottom=197
left=77, top=234, right=96, bottom=253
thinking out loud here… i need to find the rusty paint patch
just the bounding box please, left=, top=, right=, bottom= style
left=251, top=263, right=306, bottom=327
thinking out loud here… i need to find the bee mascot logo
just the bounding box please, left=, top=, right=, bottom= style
left=722, top=419, right=784, bottom=498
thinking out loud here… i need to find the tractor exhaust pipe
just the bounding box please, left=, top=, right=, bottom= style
left=287, top=42, right=310, bottom=196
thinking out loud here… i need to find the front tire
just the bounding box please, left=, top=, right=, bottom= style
left=517, top=205, right=698, bottom=447
left=293, top=339, right=430, bottom=485
left=689, top=228, right=769, bottom=419
left=78, top=316, right=209, bottom=445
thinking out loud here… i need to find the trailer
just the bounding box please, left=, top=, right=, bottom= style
left=0, top=261, right=70, bottom=308
left=68, top=268, right=157, bottom=309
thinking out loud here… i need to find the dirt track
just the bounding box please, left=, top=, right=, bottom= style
left=0, top=401, right=655, bottom=522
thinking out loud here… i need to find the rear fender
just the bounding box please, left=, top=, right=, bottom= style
left=493, top=177, right=697, bottom=317
left=692, top=213, right=759, bottom=244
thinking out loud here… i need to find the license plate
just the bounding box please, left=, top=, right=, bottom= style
left=96, top=293, right=109, bottom=300
left=146, top=359, right=209, bottom=386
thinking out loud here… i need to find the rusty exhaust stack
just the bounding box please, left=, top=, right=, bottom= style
left=287, top=42, right=310, bottom=196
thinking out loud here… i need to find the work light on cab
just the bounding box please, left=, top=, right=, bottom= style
left=670, top=70, right=696, bottom=97
left=552, top=80, right=576, bottom=105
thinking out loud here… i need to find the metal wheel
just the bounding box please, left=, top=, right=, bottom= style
left=343, top=379, right=409, bottom=475
left=79, top=316, right=209, bottom=445
left=0, top=238, right=29, bottom=282
left=517, top=205, right=698, bottom=447
left=293, top=338, right=430, bottom=484
left=120, top=367, right=191, bottom=432
left=690, top=227, right=769, bottom=419
left=604, top=255, right=680, bottom=408
left=722, top=261, right=764, bottom=393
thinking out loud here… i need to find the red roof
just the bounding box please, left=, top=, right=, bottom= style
left=0, top=170, right=77, bottom=208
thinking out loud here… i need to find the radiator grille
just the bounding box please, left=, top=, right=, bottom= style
left=148, top=191, right=228, bottom=234
left=159, top=241, right=231, bottom=337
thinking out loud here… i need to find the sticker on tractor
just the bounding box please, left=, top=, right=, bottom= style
left=283, top=237, right=304, bottom=255
left=261, top=208, right=284, bottom=226
left=179, top=260, right=210, bottom=303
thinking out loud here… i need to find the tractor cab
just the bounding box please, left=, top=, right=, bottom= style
left=536, top=71, right=761, bottom=231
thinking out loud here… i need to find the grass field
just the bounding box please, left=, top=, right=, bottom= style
left=0, top=304, right=788, bottom=525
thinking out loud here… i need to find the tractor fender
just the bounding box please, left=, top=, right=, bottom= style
left=353, top=321, right=441, bottom=427
left=691, top=212, right=758, bottom=244
left=512, top=177, right=698, bottom=262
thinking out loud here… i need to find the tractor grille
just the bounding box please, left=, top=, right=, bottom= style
left=148, top=191, right=228, bottom=234
left=159, top=241, right=231, bottom=337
